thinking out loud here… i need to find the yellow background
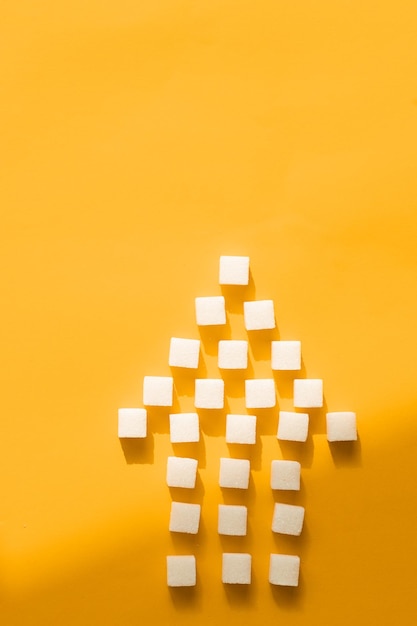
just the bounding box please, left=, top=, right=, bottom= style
left=1, top=1, right=417, bottom=624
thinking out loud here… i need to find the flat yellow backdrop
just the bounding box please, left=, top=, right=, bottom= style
left=1, top=1, right=417, bottom=624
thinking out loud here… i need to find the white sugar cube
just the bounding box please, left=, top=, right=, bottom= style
left=226, top=414, right=256, bottom=445
left=222, top=553, right=252, bottom=584
left=218, top=340, right=248, bottom=370
left=272, top=503, right=305, bottom=536
left=169, top=337, right=200, bottom=369
left=169, top=413, right=200, bottom=443
left=118, top=408, right=147, bottom=438
left=169, top=502, right=201, bottom=534
left=271, top=341, right=301, bottom=371
left=195, top=296, right=226, bottom=326
left=143, top=376, right=173, bottom=407
left=327, top=411, right=357, bottom=442
left=245, top=379, right=276, bottom=408
left=167, top=555, right=196, bottom=587
left=271, top=460, right=301, bottom=491
left=269, top=554, right=300, bottom=587
left=219, top=255, right=250, bottom=286
left=277, top=411, right=309, bottom=442
left=166, top=457, right=198, bottom=489
left=218, top=505, right=247, bottom=536
left=195, top=378, right=224, bottom=409
left=293, top=379, right=323, bottom=408
left=219, top=458, right=250, bottom=489
left=243, top=300, right=275, bottom=331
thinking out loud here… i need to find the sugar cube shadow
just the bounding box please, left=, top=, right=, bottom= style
left=218, top=510, right=257, bottom=553
left=221, top=369, right=248, bottom=399
left=220, top=270, right=256, bottom=314
left=223, top=570, right=259, bottom=607
left=198, top=319, right=232, bottom=356
left=248, top=327, right=280, bottom=362
left=255, top=407, right=280, bottom=437
left=120, top=434, right=154, bottom=464
left=329, top=435, right=362, bottom=468
left=278, top=436, right=314, bottom=469
left=170, top=355, right=208, bottom=400
left=198, top=407, right=228, bottom=438
left=146, top=406, right=171, bottom=435
left=220, top=477, right=257, bottom=506
left=270, top=571, right=306, bottom=609
left=273, top=357, right=307, bottom=400
left=169, top=516, right=209, bottom=553
left=169, top=582, right=203, bottom=611
left=272, top=520, right=312, bottom=558
left=306, top=397, right=329, bottom=437
left=227, top=440, right=263, bottom=471
left=169, top=472, right=206, bottom=504
left=172, top=439, right=207, bottom=470
left=271, top=476, right=308, bottom=509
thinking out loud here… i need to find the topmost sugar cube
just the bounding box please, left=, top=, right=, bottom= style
left=244, top=300, right=275, bottom=330
left=195, top=296, right=226, bottom=326
left=219, top=255, right=250, bottom=285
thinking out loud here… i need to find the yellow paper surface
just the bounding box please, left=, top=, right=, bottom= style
left=1, top=2, right=417, bottom=624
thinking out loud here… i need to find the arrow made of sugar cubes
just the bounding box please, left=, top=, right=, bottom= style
left=118, top=255, right=358, bottom=589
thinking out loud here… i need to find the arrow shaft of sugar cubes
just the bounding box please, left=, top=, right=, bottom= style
left=272, top=503, right=305, bottom=536
left=167, top=555, right=196, bottom=587
left=271, top=460, right=301, bottom=491
left=166, top=456, right=198, bottom=489
left=219, top=457, right=250, bottom=489
left=218, top=505, right=248, bottom=536
left=169, top=502, right=201, bottom=534
left=269, top=554, right=300, bottom=587
left=222, top=553, right=252, bottom=584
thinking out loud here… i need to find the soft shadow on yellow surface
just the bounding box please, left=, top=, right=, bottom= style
left=1, top=1, right=417, bottom=624
left=120, top=435, right=155, bottom=465
left=2, top=426, right=416, bottom=625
